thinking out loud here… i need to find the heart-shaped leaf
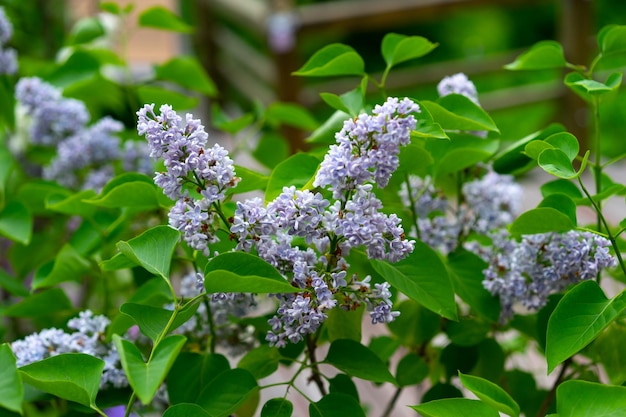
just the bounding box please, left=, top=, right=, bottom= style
left=598, top=24, right=626, bottom=55
left=509, top=207, right=575, bottom=237
left=381, top=33, right=437, bottom=68
left=167, top=352, right=230, bottom=404
left=138, top=6, right=193, bottom=33
left=309, top=393, right=366, bottom=417
left=557, top=380, right=626, bottom=417
left=459, top=372, right=520, bottom=417
left=155, top=56, right=217, bottom=96
left=196, top=368, right=258, bottom=416
left=422, top=95, right=499, bottom=133
left=539, top=149, right=589, bottom=179
left=505, top=41, right=566, bottom=70
left=325, top=339, right=396, bottom=384
left=261, top=398, right=293, bottom=417
left=546, top=281, right=626, bottom=373
left=113, top=335, right=186, bottom=404
left=0, top=344, right=23, bottom=414
left=265, top=153, right=320, bottom=202
left=116, top=225, right=180, bottom=280
left=293, top=44, right=364, bottom=77
left=120, top=302, right=199, bottom=342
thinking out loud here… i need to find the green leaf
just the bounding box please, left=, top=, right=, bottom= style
left=196, top=368, right=258, bottom=417
left=422, top=95, right=499, bottom=133
left=387, top=299, right=440, bottom=347
left=546, top=281, right=626, bottom=373
left=397, top=144, right=435, bottom=177
left=540, top=179, right=583, bottom=200
left=587, top=322, right=626, bottom=385
left=293, top=44, right=365, bottom=77
left=253, top=132, right=290, bottom=169
left=0, top=147, right=14, bottom=204
left=306, top=110, right=349, bottom=145
left=100, top=252, right=137, bottom=271
left=538, top=194, right=577, bottom=226
left=422, top=383, right=464, bottom=403
left=163, top=403, right=212, bottom=417
left=412, top=398, right=500, bottom=417
left=427, top=134, right=500, bottom=179
left=0, top=201, right=32, bottom=245
left=116, top=225, right=180, bottom=280
left=447, top=249, right=500, bottom=322
left=566, top=72, right=622, bottom=95
left=324, top=339, right=395, bottom=384
left=137, top=85, right=198, bottom=111
left=46, top=190, right=97, bottom=217
left=371, top=240, right=458, bottom=320
left=231, top=166, right=268, bottom=195
left=325, top=304, right=362, bottom=342
left=261, top=398, right=293, bottom=417
left=86, top=181, right=163, bottom=209
left=309, top=393, right=366, bottom=417
left=204, top=252, right=295, bottom=293
left=155, top=56, right=217, bottom=96
left=328, top=374, right=359, bottom=401
left=19, top=354, right=104, bottom=411
left=509, top=207, right=574, bottom=237
left=67, top=17, right=106, bottom=45
left=32, top=244, right=91, bottom=290
left=524, top=140, right=555, bottom=160
left=598, top=25, right=626, bottom=55
left=396, top=353, right=429, bottom=387
left=459, top=372, right=520, bottom=417
left=238, top=345, right=281, bottom=379
left=505, top=41, right=566, bottom=70
left=544, top=132, right=579, bottom=161
left=167, top=352, right=230, bottom=404
left=120, top=303, right=173, bottom=342
left=4, top=288, right=73, bottom=317
left=265, top=153, right=320, bottom=202
left=113, top=335, right=186, bottom=404
left=557, top=380, right=626, bottom=417
left=46, top=49, right=101, bottom=87
left=446, top=319, right=490, bottom=346
left=538, top=149, right=586, bottom=179
left=265, top=102, right=318, bottom=131
left=0, top=344, right=23, bottom=414
left=138, top=6, right=193, bottom=33
left=0, top=269, right=29, bottom=297
left=381, top=33, right=437, bottom=68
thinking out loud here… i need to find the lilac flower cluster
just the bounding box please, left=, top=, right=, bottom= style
left=469, top=230, right=617, bottom=322
left=14, top=77, right=152, bottom=190
left=137, top=104, right=239, bottom=254
left=399, top=165, right=523, bottom=254
left=172, top=272, right=257, bottom=355
left=0, top=7, right=17, bottom=75
left=11, top=310, right=127, bottom=389
left=437, top=73, right=479, bottom=104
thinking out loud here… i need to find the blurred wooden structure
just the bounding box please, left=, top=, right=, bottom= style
left=196, top=0, right=593, bottom=152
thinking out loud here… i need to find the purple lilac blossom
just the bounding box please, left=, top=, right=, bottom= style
left=0, top=7, right=16, bottom=75
left=11, top=310, right=128, bottom=389
left=437, top=73, right=479, bottom=104
left=0, top=7, right=12, bottom=44
left=470, top=230, right=617, bottom=323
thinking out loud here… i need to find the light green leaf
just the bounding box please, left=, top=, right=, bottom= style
left=86, top=181, right=163, bottom=209
left=32, top=244, right=91, bottom=290
left=265, top=102, right=318, bottom=131
left=293, top=44, right=364, bottom=77
left=412, top=104, right=449, bottom=140
left=138, top=6, right=193, bottom=33
left=100, top=252, right=137, bottom=271
left=540, top=179, right=583, bottom=200
left=116, top=225, right=181, bottom=280
left=163, top=403, right=212, bottom=417
left=0, top=147, right=14, bottom=204
left=137, top=85, right=198, bottom=111
left=538, top=194, right=577, bottom=226
left=566, top=72, right=622, bottom=95
left=46, top=190, right=97, bottom=217
left=371, top=240, right=458, bottom=320
left=509, top=207, right=574, bottom=237
left=261, top=398, right=293, bottom=417
left=196, top=368, right=258, bottom=417
left=265, top=153, right=320, bottom=202
left=119, top=303, right=199, bottom=342
left=155, top=56, right=217, bottom=96
left=557, top=380, right=626, bottom=417
left=309, top=393, right=366, bottom=417
left=19, top=354, right=104, bottom=411
left=238, top=345, right=281, bottom=379
left=113, top=335, right=186, bottom=405
left=411, top=398, right=500, bottom=417
left=459, top=372, right=520, bottom=417
left=320, top=88, right=363, bottom=117
left=544, top=132, right=579, bottom=161
left=204, top=252, right=295, bottom=293
left=546, top=281, right=626, bottom=373
left=67, top=17, right=106, bottom=45
left=587, top=323, right=626, bottom=385
left=396, top=353, right=429, bottom=387
left=0, top=201, right=32, bottom=245
left=505, top=41, right=566, bottom=70
left=598, top=25, right=626, bottom=55
left=427, top=133, right=500, bottom=179
left=381, top=33, right=437, bottom=68
left=3, top=288, right=73, bottom=318
left=422, top=95, right=499, bottom=133
left=397, top=144, right=435, bottom=178
left=0, top=344, right=23, bottom=414
left=167, top=352, right=230, bottom=404
left=324, top=339, right=396, bottom=384
left=524, top=140, right=555, bottom=160
left=306, top=110, right=349, bottom=145
left=538, top=149, right=588, bottom=179
left=232, top=166, right=268, bottom=195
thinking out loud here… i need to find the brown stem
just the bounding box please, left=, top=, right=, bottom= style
left=380, top=387, right=403, bottom=417
left=306, top=334, right=327, bottom=396
left=535, top=358, right=571, bottom=417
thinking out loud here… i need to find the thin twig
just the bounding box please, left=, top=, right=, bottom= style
left=535, top=358, right=571, bottom=417
left=380, top=387, right=403, bottom=417
left=305, top=334, right=327, bottom=396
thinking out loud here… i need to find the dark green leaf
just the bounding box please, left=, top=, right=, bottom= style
left=293, top=44, right=365, bottom=77
left=138, top=85, right=198, bottom=111
left=261, top=398, right=293, bottom=417
left=328, top=374, right=359, bottom=401
left=540, top=179, right=582, bottom=200
left=557, top=380, right=626, bottom=417
left=204, top=252, right=295, bottom=293
left=0, top=344, right=23, bottom=414
left=371, top=241, right=458, bottom=320
left=253, top=132, right=290, bottom=169
left=368, top=336, right=400, bottom=363
left=422, top=95, right=499, bottom=133
left=396, top=353, right=429, bottom=387
left=459, top=372, right=520, bottom=417
left=387, top=299, right=440, bottom=347
left=32, top=244, right=90, bottom=290
left=155, top=56, right=217, bottom=96
left=0, top=201, right=32, bottom=245
left=116, top=225, right=181, bottom=280
left=163, top=403, right=212, bottom=417
left=0, top=269, right=29, bottom=297
left=439, top=344, right=479, bottom=378
left=265, top=153, right=320, bottom=202
left=4, top=288, right=73, bottom=317
left=196, top=368, right=258, bottom=417
left=505, top=41, right=566, bottom=70
left=309, top=393, right=366, bottom=417
left=46, top=190, right=97, bottom=217
left=167, top=352, right=230, bottom=404
left=67, top=17, right=106, bottom=45
left=265, top=102, right=318, bottom=131
left=381, top=33, right=437, bottom=68
left=238, top=345, right=281, bottom=379
left=120, top=303, right=174, bottom=342
left=138, top=6, right=193, bottom=33
left=445, top=319, right=490, bottom=346
left=46, top=49, right=100, bottom=87
left=411, top=398, right=500, bottom=417
left=325, top=304, right=362, bottom=342
left=422, top=383, right=463, bottom=402
left=324, top=339, right=395, bottom=384
left=546, top=281, right=626, bottom=373
left=509, top=207, right=574, bottom=237
left=587, top=322, right=626, bottom=385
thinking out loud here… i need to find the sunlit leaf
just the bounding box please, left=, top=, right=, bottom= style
left=505, top=41, right=566, bottom=70
left=411, top=398, right=500, bottom=417
left=116, top=225, right=180, bottom=280
left=381, top=33, right=437, bottom=68
left=557, top=380, right=626, bottom=417
left=265, top=153, right=320, bottom=202
left=459, top=372, right=520, bottom=417
left=293, top=44, right=364, bottom=77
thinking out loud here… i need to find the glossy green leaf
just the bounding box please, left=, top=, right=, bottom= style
left=309, top=393, right=366, bottom=417
left=325, top=304, right=362, bottom=342
left=422, top=95, right=499, bottom=133
left=396, top=353, right=429, bottom=387
left=113, top=335, right=186, bottom=404
left=163, top=403, right=212, bottom=417
left=232, top=166, right=268, bottom=194
left=387, top=299, right=440, bottom=346
left=293, top=44, right=365, bottom=77
left=557, top=380, right=626, bottom=417
left=368, top=336, right=400, bottom=363
left=19, top=354, right=104, bottom=411
left=328, top=374, right=359, bottom=401
left=46, top=190, right=97, bottom=217
left=265, top=153, right=320, bottom=202
left=381, top=33, right=437, bottom=68
left=167, top=352, right=230, bottom=404
left=565, top=72, right=622, bottom=95
left=99, top=252, right=137, bottom=271
left=0, top=344, right=23, bottom=414
left=138, top=85, right=198, bottom=111
left=116, top=225, right=180, bottom=280
left=265, top=102, right=318, bottom=131
left=538, top=194, right=577, bottom=225
left=459, top=372, right=520, bottom=417
left=427, top=134, right=500, bottom=178
left=204, top=252, right=294, bottom=293
left=0, top=201, right=32, bottom=245
left=261, top=398, right=293, bottom=417
left=371, top=240, right=458, bottom=320
left=86, top=181, right=163, bottom=209
left=598, top=25, right=626, bottom=55
left=306, top=110, right=350, bottom=145
left=524, top=140, right=555, bottom=160
left=509, top=207, right=574, bottom=237
left=540, top=179, right=583, bottom=200
left=412, top=398, right=500, bottom=417
left=546, top=281, right=626, bottom=373
left=447, top=249, right=500, bottom=322
left=138, top=6, right=193, bottom=32
left=397, top=144, right=435, bottom=177
left=196, top=368, right=258, bottom=417
left=3, top=288, right=73, bottom=317
left=238, top=345, right=281, bottom=379
left=324, top=339, right=395, bottom=384
left=544, top=132, right=579, bottom=161
left=156, top=56, right=217, bottom=96
left=538, top=149, right=587, bottom=179
left=32, top=243, right=90, bottom=289
left=505, top=41, right=566, bottom=70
